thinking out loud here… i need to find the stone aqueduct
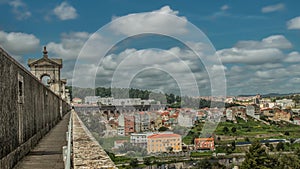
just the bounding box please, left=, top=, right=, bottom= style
left=0, top=46, right=118, bottom=168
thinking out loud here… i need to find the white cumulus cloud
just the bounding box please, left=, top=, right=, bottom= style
left=235, top=35, right=292, bottom=49
left=284, top=51, right=300, bottom=63
left=109, top=6, right=188, bottom=36
left=217, top=35, right=292, bottom=64
left=287, top=16, right=300, bottom=30
left=0, top=31, right=40, bottom=56
left=218, top=48, right=283, bottom=64
left=261, top=3, right=285, bottom=13
left=53, top=2, right=78, bottom=20
left=221, top=5, right=229, bottom=11
left=47, top=32, right=90, bottom=60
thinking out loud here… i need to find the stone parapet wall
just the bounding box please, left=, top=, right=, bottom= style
left=72, top=111, right=117, bottom=169
left=0, top=47, right=70, bottom=169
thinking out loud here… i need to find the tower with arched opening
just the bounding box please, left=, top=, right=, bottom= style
left=28, top=46, right=68, bottom=101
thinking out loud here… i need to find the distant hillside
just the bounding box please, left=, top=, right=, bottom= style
left=238, top=92, right=300, bottom=98
left=67, top=86, right=238, bottom=108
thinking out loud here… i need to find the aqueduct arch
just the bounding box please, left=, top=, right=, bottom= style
left=28, top=46, right=68, bottom=101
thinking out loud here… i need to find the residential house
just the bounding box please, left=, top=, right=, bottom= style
left=169, top=111, right=179, bottom=126
left=273, top=110, right=291, bottom=121
left=114, top=140, right=128, bottom=149
left=194, top=138, right=215, bottom=151
left=72, top=97, right=82, bottom=104
left=293, top=117, right=300, bottom=125
left=130, top=132, right=153, bottom=148
left=261, top=108, right=275, bottom=118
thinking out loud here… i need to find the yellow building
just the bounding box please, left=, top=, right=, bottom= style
left=147, top=133, right=182, bottom=154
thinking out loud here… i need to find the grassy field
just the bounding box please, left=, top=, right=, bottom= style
left=215, top=117, right=300, bottom=138
left=91, top=132, right=130, bottom=150
left=183, top=116, right=300, bottom=145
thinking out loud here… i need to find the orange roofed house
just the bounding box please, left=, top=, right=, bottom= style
left=147, top=133, right=182, bottom=154
left=194, top=138, right=215, bottom=151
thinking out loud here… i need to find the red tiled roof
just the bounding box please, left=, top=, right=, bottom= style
left=115, top=140, right=128, bottom=144
left=194, top=138, right=214, bottom=141
left=147, top=133, right=181, bottom=139
left=161, top=112, right=170, bottom=116
left=72, top=97, right=82, bottom=101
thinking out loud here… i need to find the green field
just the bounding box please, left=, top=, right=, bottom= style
left=91, top=132, right=130, bottom=150
left=215, top=117, right=300, bottom=139
left=183, top=117, right=300, bottom=145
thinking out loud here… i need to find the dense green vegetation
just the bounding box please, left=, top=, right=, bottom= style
left=241, top=140, right=300, bottom=169
left=182, top=121, right=204, bottom=145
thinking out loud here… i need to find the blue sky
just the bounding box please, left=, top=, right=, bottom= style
left=0, top=0, right=300, bottom=96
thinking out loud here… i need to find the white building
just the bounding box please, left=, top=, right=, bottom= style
left=117, top=126, right=125, bottom=136
left=118, top=113, right=125, bottom=126
left=225, top=109, right=234, bottom=121
left=293, top=117, right=300, bottom=125
left=118, top=113, right=125, bottom=136
left=130, top=132, right=153, bottom=148
left=97, top=97, right=158, bottom=106
left=114, top=140, right=128, bottom=149
left=178, top=112, right=193, bottom=127
left=276, top=99, right=295, bottom=108
left=246, top=105, right=260, bottom=119
left=84, top=96, right=100, bottom=104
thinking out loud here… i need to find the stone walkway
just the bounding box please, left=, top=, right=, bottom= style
left=72, top=112, right=117, bottom=169
left=13, top=113, right=70, bottom=169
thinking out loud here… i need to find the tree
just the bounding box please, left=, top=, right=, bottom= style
left=245, top=137, right=250, bottom=142
left=231, top=127, right=237, bottom=133
left=223, top=126, right=229, bottom=134
left=158, top=126, right=169, bottom=132
left=277, top=154, right=300, bottom=169
left=295, top=148, right=300, bottom=158
left=269, top=144, right=274, bottom=152
left=231, top=141, right=236, bottom=151
left=225, top=146, right=233, bottom=154
left=196, top=158, right=212, bottom=169
left=212, top=162, right=226, bottom=169
left=143, top=157, right=151, bottom=165
left=276, top=142, right=284, bottom=151
left=130, top=158, right=139, bottom=167
left=241, top=140, right=271, bottom=169
left=284, top=131, right=290, bottom=136
left=265, top=142, right=270, bottom=147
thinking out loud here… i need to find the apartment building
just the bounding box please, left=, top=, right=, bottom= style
left=147, top=133, right=182, bottom=154
left=124, top=115, right=135, bottom=136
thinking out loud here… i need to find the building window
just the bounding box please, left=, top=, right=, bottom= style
left=18, top=73, right=24, bottom=103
